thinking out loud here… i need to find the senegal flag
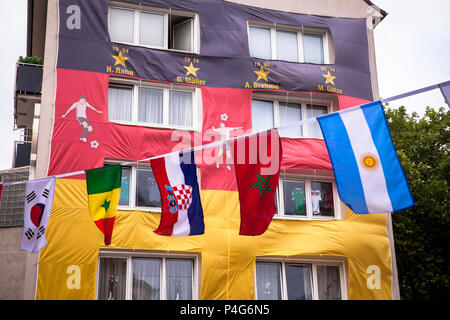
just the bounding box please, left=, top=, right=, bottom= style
left=85, top=165, right=122, bottom=245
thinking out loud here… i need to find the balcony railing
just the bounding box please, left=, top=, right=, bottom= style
left=15, top=62, right=43, bottom=95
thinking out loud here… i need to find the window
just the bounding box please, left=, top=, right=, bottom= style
left=97, top=251, right=198, bottom=300
left=108, top=81, right=195, bottom=129
left=251, top=98, right=329, bottom=138
left=109, top=4, right=197, bottom=53
left=248, top=23, right=330, bottom=64
left=255, top=260, right=345, bottom=300
left=275, top=177, right=339, bottom=220
left=105, top=162, right=161, bottom=210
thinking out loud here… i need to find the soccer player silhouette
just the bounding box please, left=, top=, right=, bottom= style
left=61, top=95, right=103, bottom=142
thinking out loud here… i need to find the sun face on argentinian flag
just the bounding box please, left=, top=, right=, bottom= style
left=317, top=101, right=415, bottom=214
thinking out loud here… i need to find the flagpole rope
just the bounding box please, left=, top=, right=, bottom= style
left=2, top=80, right=449, bottom=186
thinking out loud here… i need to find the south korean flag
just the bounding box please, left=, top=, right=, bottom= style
left=20, top=177, right=56, bottom=253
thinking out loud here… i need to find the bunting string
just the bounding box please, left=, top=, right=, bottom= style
left=2, top=80, right=449, bottom=187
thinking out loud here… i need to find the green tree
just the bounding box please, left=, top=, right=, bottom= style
left=385, top=105, right=449, bottom=300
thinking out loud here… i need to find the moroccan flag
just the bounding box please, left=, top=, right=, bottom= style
left=233, top=129, right=282, bottom=235
left=85, top=165, right=122, bottom=245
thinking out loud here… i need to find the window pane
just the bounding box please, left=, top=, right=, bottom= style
left=278, top=102, right=302, bottom=137
left=306, top=104, right=327, bottom=138
left=285, top=264, right=312, bottom=300
left=166, top=259, right=193, bottom=300
left=173, top=19, right=192, bottom=51
left=317, top=265, right=342, bottom=300
left=136, top=168, right=161, bottom=207
left=119, top=167, right=131, bottom=206
left=303, top=33, right=324, bottom=64
left=276, top=30, right=298, bottom=62
left=252, top=99, right=274, bottom=133
left=255, top=262, right=282, bottom=300
left=140, top=12, right=164, bottom=47
left=138, top=87, right=163, bottom=124
left=283, top=180, right=306, bottom=216
left=169, top=90, right=193, bottom=127
left=110, top=8, right=134, bottom=43
left=310, top=181, right=334, bottom=217
left=98, top=258, right=127, bottom=300
left=132, top=258, right=161, bottom=300
left=108, top=86, right=132, bottom=121
left=249, top=26, right=271, bottom=59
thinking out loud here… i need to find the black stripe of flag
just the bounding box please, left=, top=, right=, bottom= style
left=26, top=191, right=36, bottom=203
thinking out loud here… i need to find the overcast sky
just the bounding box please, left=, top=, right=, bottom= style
left=0, top=0, right=448, bottom=170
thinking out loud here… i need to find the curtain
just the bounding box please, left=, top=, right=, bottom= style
left=279, top=102, right=302, bottom=137
left=136, top=168, right=161, bottom=207
left=108, top=86, right=132, bottom=121
left=317, top=265, right=342, bottom=300
left=98, top=258, right=127, bottom=300
left=138, top=87, right=163, bottom=124
left=255, top=262, right=282, bottom=300
left=252, top=99, right=274, bottom=133
left=303, top=33, right=324, bottom=64
left=140, top=12, right=164, bottom=47
left=249, top=26, right=271, bottom=60
left=132, top=258, right=161, bottom=300
left=285, top=264, right=312, bottom=300
left=306, top=104, right=327, bottom=138
left=169, top=90, right=193, bottom=127
left=283, top=180, right=306, bottom=216
left=119, top=167, right=131, bottom=206
left=166, top=259, right=193, bottom=300
left=109, top=8, right=134, bottom=43
left=276, top=30, right=298, bottom=62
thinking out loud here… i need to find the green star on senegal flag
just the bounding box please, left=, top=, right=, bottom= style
left=85, top=165, right=122, bottom=245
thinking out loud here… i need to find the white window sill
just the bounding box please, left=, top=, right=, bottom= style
left=273, top=215, right=339, bottom=221
left=109, top=119, right=196, bottom=131
left=118, top=206, right=161, bottom=213
left=111, top=40, right=197, bottom=55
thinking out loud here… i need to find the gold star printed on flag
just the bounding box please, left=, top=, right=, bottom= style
left=322, top=70, right=336, bottom=85
left=254, top=67, right=270, bottom=82
left=184, top=62, right=200, bottom=77
left=112, top=51, right=129, bottom=67
left=251, top=173, right=273, bottom=198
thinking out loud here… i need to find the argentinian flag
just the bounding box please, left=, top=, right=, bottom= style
left=317, top=101, right=414, bottom=214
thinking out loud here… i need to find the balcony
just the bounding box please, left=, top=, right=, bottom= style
left=14, top=62, right=42, bottom=130
left=16, top=62, right=43, bottom=94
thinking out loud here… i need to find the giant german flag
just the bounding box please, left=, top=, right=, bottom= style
left=85, top=165, right=122, bottom=245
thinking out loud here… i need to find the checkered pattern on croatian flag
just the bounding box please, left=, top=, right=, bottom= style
left=172, top=184, right=193, bottom=210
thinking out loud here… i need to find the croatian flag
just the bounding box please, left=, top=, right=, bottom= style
left=150, top=151, right=204, bottom=236
left=317, top=101, right=414, bottom=214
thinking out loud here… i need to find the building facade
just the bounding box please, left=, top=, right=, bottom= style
left=1, top=0, right=398, bottom=300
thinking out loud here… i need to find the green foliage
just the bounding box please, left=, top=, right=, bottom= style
left=385, top=105, right=449, bottom=300
left=18, top=56, right=43, bottom=65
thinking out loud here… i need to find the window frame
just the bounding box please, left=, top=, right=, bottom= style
left=96, top=249, right=200, bottom=300
left=247, top=21, right=330, bottom=64
left=254, top=257, right=347, bottom=300
left=108, top=78, right=198, bottom=131
left=104, top=160, right=161, bottom=213
left=275, top=174, right=341, bottom=221
left=251, top=93, right=333, bottom=139
left=108, top=2, right=198, bottom=54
